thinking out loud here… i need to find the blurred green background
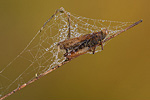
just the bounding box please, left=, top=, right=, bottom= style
left=0, top=0, right=149, bottom=100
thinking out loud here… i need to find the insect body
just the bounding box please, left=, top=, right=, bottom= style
left=58, top=29, right=108, bottom=60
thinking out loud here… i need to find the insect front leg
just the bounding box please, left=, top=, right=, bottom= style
left=63, top=48, right=71, bottom=61
left=99, top=35, right=104, bottom=50
left=66, top=49, right=68, bottom=53
left=64, top=49, right=69, bottom=57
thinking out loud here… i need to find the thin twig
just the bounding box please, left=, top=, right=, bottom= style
left=103, top=19, right=143, bottom=43
left=0, top=59, right=72, bottom=100
left=0, top=19, right=142, bottom=100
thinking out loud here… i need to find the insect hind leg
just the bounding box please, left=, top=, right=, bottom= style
left=67, top=14, right=71, bottom=39
left=60, top=7, right=71, bottom=39
left=42, top=7, right=71, bottom=40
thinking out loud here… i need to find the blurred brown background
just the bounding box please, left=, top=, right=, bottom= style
left=0, top=0, right=149, bottom=100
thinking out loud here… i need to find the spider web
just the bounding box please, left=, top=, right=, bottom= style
left=0, top=8, right=134, bottom=97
